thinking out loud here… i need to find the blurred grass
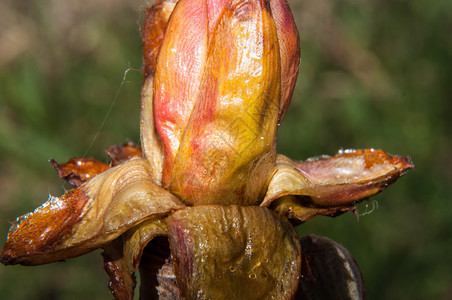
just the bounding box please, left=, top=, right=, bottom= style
left=0, top=0, right=450, bottom=299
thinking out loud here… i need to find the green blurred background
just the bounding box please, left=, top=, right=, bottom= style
left=0, top=0, right=450, bottom=299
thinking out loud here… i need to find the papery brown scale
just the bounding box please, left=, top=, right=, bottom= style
left=106, top=142, right=143, bottom=166
left=50, top=142, right=144, bottom=187
left=142, top=0, right=178, bottom=78
left=50, top=158, right=109, bottom=187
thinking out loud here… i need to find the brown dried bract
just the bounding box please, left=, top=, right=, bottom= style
left=106, top=142, right=143, bottom=166
left=142, top=0, right=178, bottom=78
left=50, top=158, right=109, bottom=187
